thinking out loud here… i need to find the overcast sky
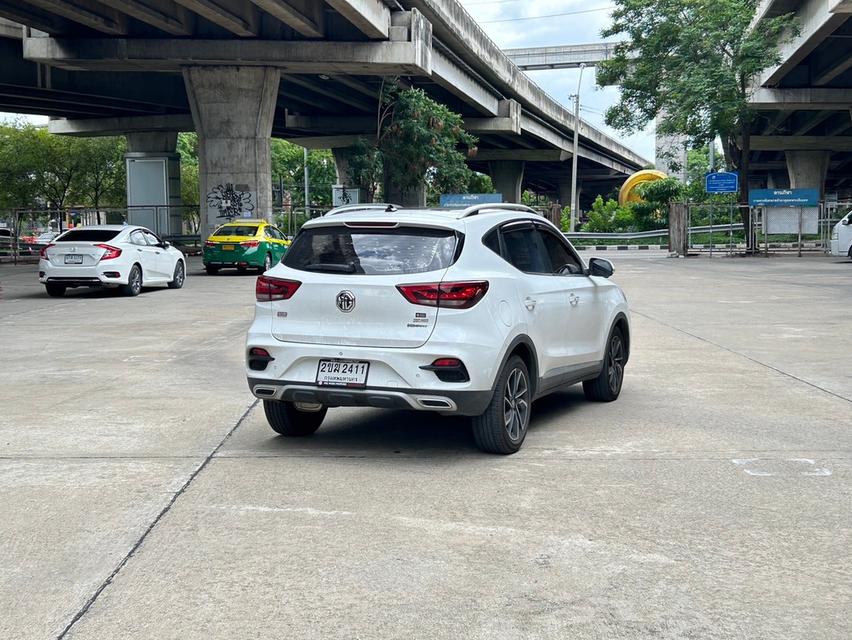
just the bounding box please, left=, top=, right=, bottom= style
left=3, top=0, right=655, bottom=161
left=459, top=0, right=656, bottom=161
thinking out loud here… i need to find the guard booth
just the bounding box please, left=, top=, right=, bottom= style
left=749, top=189, right=820, bottom=257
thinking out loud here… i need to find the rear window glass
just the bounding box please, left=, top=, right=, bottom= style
left=213, top=225, right=259, bottom=237
left=284, top=226, right=459, bottom=275
left=56, top=229, right=119, bottom=242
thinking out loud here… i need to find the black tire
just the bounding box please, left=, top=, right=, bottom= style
left=120, top=264, right=143, bottom=297
left=264, top=400, right=327, bottom=437
left=472, top=355, right=531, bottom=455
left=260, top=253, right=272, bottom=273
left=583, top=327, right=626, bottom=402
left=45, top=283, right=66, bottom=297
left=205, top=265, right=219, bottom=275
left=167, top=260, right=185, bottom=289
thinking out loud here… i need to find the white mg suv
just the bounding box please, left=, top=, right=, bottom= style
left=245, top=204, right=630, bottom=454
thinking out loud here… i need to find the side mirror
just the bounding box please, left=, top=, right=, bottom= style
left=842, top=219, right=850, bottom=226
left=588, top=257, right=614, bottom=278
left=162, top=241, right=171, bottom=248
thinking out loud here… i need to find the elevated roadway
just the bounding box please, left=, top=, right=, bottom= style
left=0, top=3, right=647, bottom=235
left=749, top=0, right=852, bottom=196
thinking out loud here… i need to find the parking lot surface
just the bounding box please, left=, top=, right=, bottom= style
left=1, top=252, right=850, bottom=639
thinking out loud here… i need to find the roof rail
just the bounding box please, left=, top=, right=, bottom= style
left=324, top=203, right=400, bottom=216
left=459, top=203, right=538, bottom=218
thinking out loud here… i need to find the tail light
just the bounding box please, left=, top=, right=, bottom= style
left=96, top=244, right=122, bottom=261
left=256, top=275, right=301, bottom=302
left=204, top=240, right=216, bottom=247
left=397, top=281, right=489, bottom=309
left=241, top=240, right=260, bottom=248
left=39, top=243, right=55, bottom=258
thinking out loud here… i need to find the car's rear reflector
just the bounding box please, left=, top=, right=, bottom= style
left=96, top=244, right=122, bottom=261
left=256, top=275, right=301, bottom=302
left=397, top=281, right=489, bottom=309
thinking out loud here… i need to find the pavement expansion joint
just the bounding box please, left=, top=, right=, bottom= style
left=54, top=399, right=259, bottom=640
left=632, top=309, right=852, bottom=405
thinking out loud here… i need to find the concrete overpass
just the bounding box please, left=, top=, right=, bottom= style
left=504, top=43, right=621, bottom=71
left=0, top=3, right=647, bottom=237
left=749, top=0, right=852, bottom=196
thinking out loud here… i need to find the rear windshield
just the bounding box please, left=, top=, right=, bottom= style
left=284, top=226, right=459, bottom=275
left=213, top=225, right=259, bottom=237
left=56, top=229, right=120, bottom=242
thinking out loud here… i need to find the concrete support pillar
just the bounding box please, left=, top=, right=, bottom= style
left=785, top=150, right=831, bottom=198
left=332, top=147, right=355, bottom=186
left=383, top=158, right=426, bottom=207
left=125, top=131, right=182, bottom=234
left=184, top=66, right=280, bottom=239
left=767, top=170, right=790, bottom=190
left=556, top=164, right=577, bottom=208
left=489, top=160, right=525, bottom=204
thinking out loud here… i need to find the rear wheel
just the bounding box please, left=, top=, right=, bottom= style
left=472, top=355, right=531, bottom=455
left=260, top=253, right=272, bottom=273
left=168, top=260, right=185, bottom=289
left=583, top=328, right=626, bottom=402
left=205, top=265, right=219, bottom=275
left=45, top=283, right=66, bottom=297
left=120, top=264, right=142, bottom=297
left=264, top=400, right=327, bottom=437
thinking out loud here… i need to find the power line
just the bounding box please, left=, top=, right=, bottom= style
left=480, top=6, right=614, bottom=23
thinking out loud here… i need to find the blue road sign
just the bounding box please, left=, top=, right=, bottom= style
left=748, top=189, right=820, bottom=207
left=439, top=193, right=503, bottom=207
left=705, top=171, right=739, bottom=194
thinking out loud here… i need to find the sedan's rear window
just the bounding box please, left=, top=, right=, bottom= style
left=284, top=226, right=459, bottom=275
left=213, top=225, right=259, bottom=237
left=56, top=229, right=120, bottom=242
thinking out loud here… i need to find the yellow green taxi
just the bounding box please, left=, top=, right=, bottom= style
left=203, top=220, right=290, bottom=275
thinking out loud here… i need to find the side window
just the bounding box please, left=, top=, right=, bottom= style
left=482, top=229, right=500, bottom=255
left=500, top=226, right=547, bottom=274
left=142, top=231, right=162, bottom=246
left=129, top=231, right=147, bottom=246
left=265, top=227, right=275, bottom=239
left=271, top=227, right=283, bottom=240
left=537, top=228, right=584, bottom=275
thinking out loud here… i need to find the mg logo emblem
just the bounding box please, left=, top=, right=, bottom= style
left=336, top=290, right=356, bottom=313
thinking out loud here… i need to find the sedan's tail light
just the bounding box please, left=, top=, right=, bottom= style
left=204, top=240, right=216, bottom=247
left=256, top=275, right=301, bottom=302
left=39, top=243, right=55, bottom=258
left=397, top=281, right=489, bottom=309
left=241, top=240, right=260, bottom=248
left=96, top=244, right=122, bottom=261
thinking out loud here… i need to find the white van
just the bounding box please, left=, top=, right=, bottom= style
left=830, top=210, right=852, bottom=258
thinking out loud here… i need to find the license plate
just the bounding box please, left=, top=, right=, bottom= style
left=223, top=244, right=235, bottom=251
left=316, top=360, right=370, bottom=387
left=64, top=254, right=83, bottom=264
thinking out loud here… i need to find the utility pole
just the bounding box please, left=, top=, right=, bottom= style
left=570, top=63, right=586, bottom=233
left=303, top=147, right=310, bottom=220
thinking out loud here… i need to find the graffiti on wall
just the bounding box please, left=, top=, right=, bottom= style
left=207, top=183, right=255, bottom=219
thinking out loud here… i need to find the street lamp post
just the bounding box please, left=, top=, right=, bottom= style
left=570, top=63, right=586, bottom=233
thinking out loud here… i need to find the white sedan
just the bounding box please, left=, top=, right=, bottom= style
left=39, top=225, right=186, bottom=297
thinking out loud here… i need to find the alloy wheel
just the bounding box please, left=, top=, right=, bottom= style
left=607, top=335, right=625, bottom=394
left=503, top=368, right=529, bottom=441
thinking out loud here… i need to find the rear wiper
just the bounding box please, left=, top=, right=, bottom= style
left=302, top=262, right=356, bottom=273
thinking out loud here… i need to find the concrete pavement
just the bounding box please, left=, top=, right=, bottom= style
left=1, top=253, right=850, bottom=639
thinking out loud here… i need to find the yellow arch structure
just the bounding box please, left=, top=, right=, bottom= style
left=619, top=169, right=668, bottom=206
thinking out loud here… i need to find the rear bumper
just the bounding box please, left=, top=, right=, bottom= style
left=38, top=260, right=127, bottom=286
left=203, top=246, right=264, bottom=267
left=247, top=377, right=493, bottom=416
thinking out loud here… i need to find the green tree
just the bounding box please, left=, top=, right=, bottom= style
left=350, top=83, right=477, bottom=203
left=583, top=196, right=636, bottom=233
left=270, top=139, right=337, bottom=211
left=598, top=0, right=795, bottom=244
left=632, top=178, right=684, bottom=230
left=74, top=136, right=126, bottom=214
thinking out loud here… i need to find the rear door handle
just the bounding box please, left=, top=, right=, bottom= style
left=524, top=297, right=537, bottom=311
